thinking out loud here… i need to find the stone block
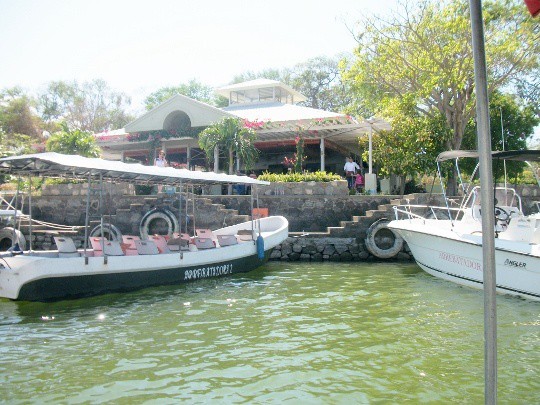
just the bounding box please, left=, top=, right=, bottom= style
left=322, top=245, right=336, bottom=255
left=289, top=252, right=300, bottom=261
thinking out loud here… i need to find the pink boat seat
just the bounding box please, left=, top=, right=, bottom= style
left=122, top=235, right=140, bottom=255
left=193, top=237, right=215, bottom=250
left=148, top=235, right=171, bottom=254
left=196, top=229, right=217, bottom=241
left=217, top=234, right=238, bottom=247
left=135, top=239, right=160, bottom=255
left=167, top=233, right=190, bottom=251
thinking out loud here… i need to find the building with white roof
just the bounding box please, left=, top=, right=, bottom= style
left=95, top=79, right=390, bottom=174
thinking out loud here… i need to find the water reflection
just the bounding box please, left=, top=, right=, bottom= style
left=0, top=262, right=538, bottom=403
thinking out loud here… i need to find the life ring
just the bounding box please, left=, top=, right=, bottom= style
left=365, top=219, right=404, bottom=259
left=0, top=227, right=27, bottom=251
left=139, top=208, right=179, bottom=239
left=89, top=224, right=123, bottom=242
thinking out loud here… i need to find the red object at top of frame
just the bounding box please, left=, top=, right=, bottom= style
left=524, top=0, right=540, bottom=16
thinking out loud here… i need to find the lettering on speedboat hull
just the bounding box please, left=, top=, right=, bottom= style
left=503, top=259, right=527, bottom=269
left=439, top=252, right=482, bottom=272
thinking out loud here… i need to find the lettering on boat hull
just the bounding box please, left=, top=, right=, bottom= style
left=439, top=252, right=482, bottom=272
left=184, top=264, right=233, bottom=280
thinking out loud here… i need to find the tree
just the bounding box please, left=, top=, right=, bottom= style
left=460, top=91, right=539, bottom=179
left=232, top=57, right=353, bottom=114
left=289, top=55, right=353, bottom=113
left=144, top=79, right=227, bottom=110
left=45, top=122, right=100, bottom=157
left=198, top=117, right=258, bottom=174
left=362, top=97, right=450, bottom=195
left=231, top=68, right=288, bottom=84
left=343, top=0, right=540, bottom=190
left=38, top=79, right=133, bottom=133
left=0, top=87, right=42, bottom=139
left=0, top=130, right=34, bottom=157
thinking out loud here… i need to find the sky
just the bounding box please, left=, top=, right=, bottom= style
left=0, top=0, right=397, bottom=114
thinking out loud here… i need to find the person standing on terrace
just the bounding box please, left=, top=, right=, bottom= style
left=344, top=157, right=360, bottom=190
left=154, top=150, right=168, bottom=168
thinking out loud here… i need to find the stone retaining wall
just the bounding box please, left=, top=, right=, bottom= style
left=270, top=236, right=413, bottom=262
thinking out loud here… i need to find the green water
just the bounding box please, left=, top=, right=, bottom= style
left=0, top=262, right=538, bottom=404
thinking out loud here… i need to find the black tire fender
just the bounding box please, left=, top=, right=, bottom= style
left=0, top=227, right=27, bottom=251
left=139, top=208, right=179, bottom=239
left=365, top=219, right=404, bottom=259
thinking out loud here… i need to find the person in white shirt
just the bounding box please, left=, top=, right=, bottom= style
left=344, top=157, right=360, bottom=189
left=154, top=151, right=168, bottom=193
left=154, top=151, right=168, bottom=168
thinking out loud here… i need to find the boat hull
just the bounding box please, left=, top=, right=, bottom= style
left=15, top=251, right=269, bottom=301
left=389, top=219, right=540, bottom=301
left=0, top=216, right=288, bottom=301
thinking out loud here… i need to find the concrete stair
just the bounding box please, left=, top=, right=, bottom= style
left=300, top=193, right=429, bottom=239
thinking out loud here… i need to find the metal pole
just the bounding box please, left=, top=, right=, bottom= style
left=470, top=1, right=497, bottom=403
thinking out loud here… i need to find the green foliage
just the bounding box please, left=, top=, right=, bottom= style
left=0, top=130, right=34, bottom=157
left=45, top=122, right=100, bottom=157
left=198, top=117, right=258, bottom=173
left=232, top=55, right=352, bottom=114
left=144, top=79, right=225, bottom=110
left=361, top=98, right=450, bottom=180
left=38, top=79, right=134, bottom=133
left=343, top=0, right=540, bottom=155
left=460, top=92, right=539, bottom=178
left=257, top=171, right=342, bottom=183
left=0, top=87, right=42, bottom=139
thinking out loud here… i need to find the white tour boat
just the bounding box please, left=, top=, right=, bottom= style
left=388, top=150, right=540, bottom=301
left=0, top=152, right=288, bottom=301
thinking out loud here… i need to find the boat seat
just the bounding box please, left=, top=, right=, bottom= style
left=121, top=235, right=140, bottom=255
left=89, top=237, right=125, bottom=256
left=236, top=229, right=254, bottom=242
left=193, top=237, right=215, bottom=250
left=148, top=235, right=171, bottom=254
left=89, top=237, right=105, bottom=252
left=54, top=236, right=81, bottom=258
left=167, top=233, right=190, bottom=251
left=217, top=234, right=238, bottom=247
left=196, top=229, right=217, bottom=241
left=135, top=239, right=160, bottom=255
left=103, top=241, right=125, bottom=256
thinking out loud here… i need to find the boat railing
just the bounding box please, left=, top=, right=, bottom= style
left=392, top=203, right=465, bottom=222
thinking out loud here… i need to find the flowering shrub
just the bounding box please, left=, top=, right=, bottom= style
left=257, top=171, right=342, bottom=183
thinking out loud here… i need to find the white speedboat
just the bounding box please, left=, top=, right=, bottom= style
left=388, top=150, right=540, bottom=301
left=0, top=153, right=288, bottom=301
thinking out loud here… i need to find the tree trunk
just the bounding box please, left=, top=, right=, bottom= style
left=399, top=175, right=406, bottom=197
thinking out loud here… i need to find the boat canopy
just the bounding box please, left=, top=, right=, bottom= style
left=0, top=152, right=270, bottom=186
left=436, top=149, right=540, bottom=163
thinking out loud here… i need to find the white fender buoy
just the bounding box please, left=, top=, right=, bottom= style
left=139, top=208, right=179, bottom=239
left=0, top=227, right=27, bottom=251
left=365, top=219, right=404, bottom=259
